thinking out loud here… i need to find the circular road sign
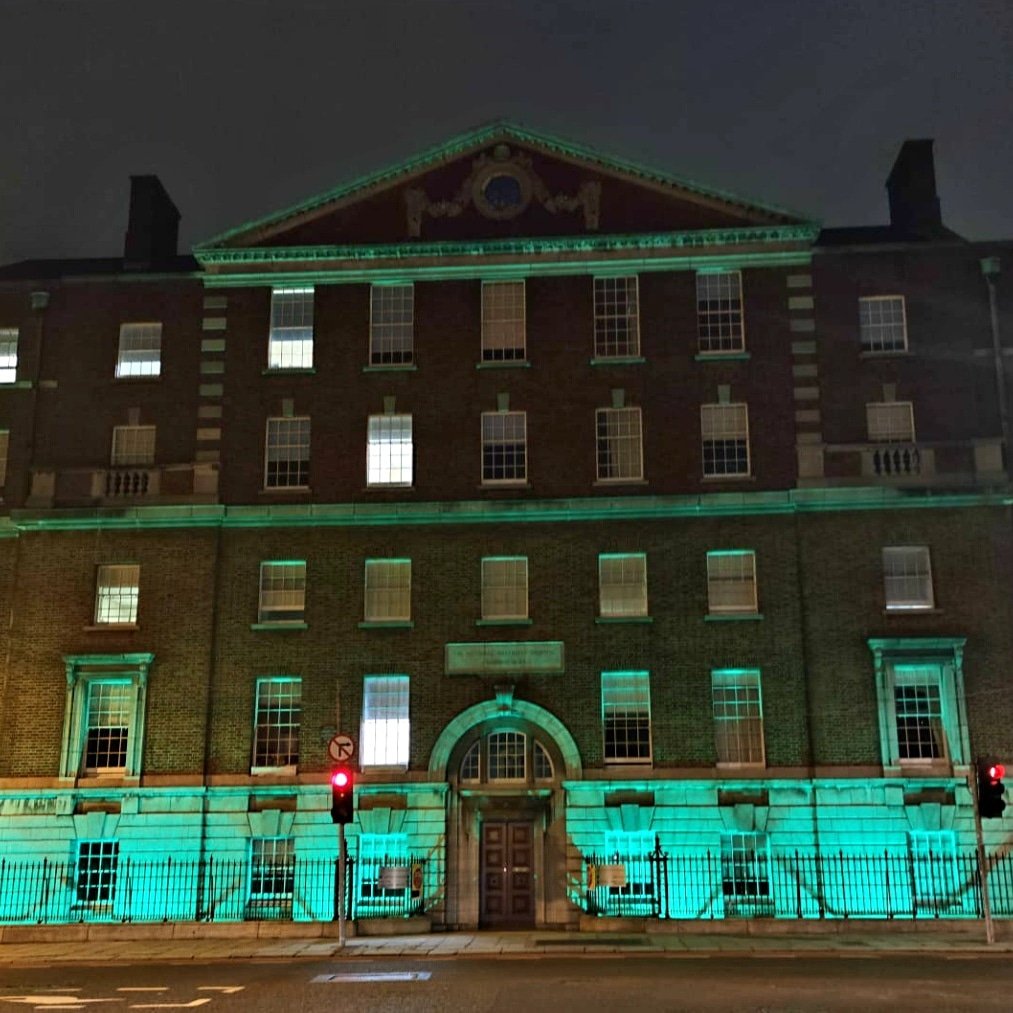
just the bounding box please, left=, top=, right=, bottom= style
left=328, top=733, right=356, bottom=762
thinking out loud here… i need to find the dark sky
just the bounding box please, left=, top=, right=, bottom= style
left=2, top=0, right=1011, bottom=264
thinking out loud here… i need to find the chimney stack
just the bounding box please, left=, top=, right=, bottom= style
left=123, top=175, right=180, bottom=269
left=886, top=139, right=943, bottom=234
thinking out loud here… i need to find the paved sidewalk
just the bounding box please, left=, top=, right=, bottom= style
left=2, top=927, right=1012, bottom=965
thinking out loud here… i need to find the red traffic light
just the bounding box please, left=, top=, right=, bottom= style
left=332, top=769, right=350, bottom=789
left=330, top=767, right=354, bottom=825
left=989, top=763, right=1005, bottom=782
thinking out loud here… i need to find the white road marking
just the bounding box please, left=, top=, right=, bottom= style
left=128, top=1002, right=210, bottom=1010
left=1, top=1000, right=120, bottom=1008
left=116, top=991, right=168, bottom=994
left=196, top=989, right=243, bottom=995
left=312, top=972, right=432, bottom=983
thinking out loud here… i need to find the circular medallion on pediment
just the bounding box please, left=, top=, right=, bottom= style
left=473, top=155, right=532, bottom=220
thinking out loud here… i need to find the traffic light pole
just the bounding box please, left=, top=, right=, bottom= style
left=338, top=822, right=346, bottom=948
left=971, top=764, right=995, bottom=945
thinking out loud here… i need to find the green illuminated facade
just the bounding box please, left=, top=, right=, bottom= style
left=0, top=125, right=1011, bottom=928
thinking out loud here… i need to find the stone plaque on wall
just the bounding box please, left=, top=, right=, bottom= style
left=445, top=641, right=565, bottom=676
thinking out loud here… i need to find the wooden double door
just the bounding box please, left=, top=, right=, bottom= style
left=480, top=820, right=534, bottom=927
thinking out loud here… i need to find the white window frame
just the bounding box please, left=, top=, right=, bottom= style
left=115, top=322, right=162, bottom=378
left=486, top=731, right=527, bottom=783
left=595, top=406, right=643, bottom=482
left=697, top=271, right=745, bottom=353
left=866, top=401, right=915, bottom=443
left=0, top=327, right=18, bottom=384
left=367, top=414, right=413, bottom=487
left=110, top=425, right=156, bottom=467
left=369, top=283, right=414, bottom=365
left=252, top=677, right=301, bottom=771
left=481, top=280, right=526, bottom=361
left=859, top=295, right=908, bottom=353
left=264, top=416, right=310, bottom=489
left=75, top=840, right=119, bottom=905
left=701, top=403, right=750, bottom=478
left=361, top=675, right=410, bottom=768
left=258, top=561, right=306, bottom=624
left=94, top=564, right=140, bottom=626
left=364, top=559, right=412, bottom=622
left=598, top=553, right=648, bottom=618
left=481, top=556, right=528, bottom=621
left=882, top=546, right=934, bottom=611
left=601, top=670, right=652, bottom=764
left=60, top=654, right=152, bottom=780
left=721, top=831, right=771, bottom=907
left=593, top=276, right=640, bottom=358
left=712, top=669, right=765, bottom=766
left=268, top=286, right=314, bottom=370
left=908, top=831, right=959, bottom=912
left=706, top=550, right=758, bottom=614
left=249, top=837, right=295, bottom=902
left=481, top=411, right=527, bottom=484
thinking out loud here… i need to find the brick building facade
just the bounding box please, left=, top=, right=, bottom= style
left=0, top=123, right=1010, bottom=928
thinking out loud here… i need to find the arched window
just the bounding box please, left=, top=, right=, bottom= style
left=457, top=730, right=558, bottom=785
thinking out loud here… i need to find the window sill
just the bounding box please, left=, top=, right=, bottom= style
left=603, top=758, right=653, bottom=767
left=360, top=763, right=409, bottom=774
left=476, top=360, right=530, bottom=369
left=113, top=375, right=162, bottom=383
left=883, top=607, right=942, bottom=616
left=593, top=479, right=648, bottom=487
left=262, top=367, right=316, bottom=376
left=358, top=620, right=414, bottom=629
left=479, top=481, right=531, bottom=489
left=250, top=622, right=308, bottom=632
left=476, top=618, right=533, bottom=627
left=260, top=486, right=312, bottom=494
left=362, top=364, right=417, bottom=373
left=589, top=356, right=646, bottom=366
left=251, top=765, right=297, bottom=776
left=704, top=612, right=764, bottom=622
left=694, top=351, right=750, bottom=362
left=701, top=474, right=754, bottom=482
left=860, top=350, right=910, bottom=359
left=716, top=761, right=766, bottom=770
left=83, top=623, right=139, bottom=632
left=0, top=379, right=33, bottom=390
left=595, top=616, right=653, bottom=625
left=366, top=484, right=415, bottom=491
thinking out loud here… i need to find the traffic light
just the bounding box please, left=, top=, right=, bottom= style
left=330, top=767, right=355, bottom=825
left=977, top=760, right=1007, bottom=819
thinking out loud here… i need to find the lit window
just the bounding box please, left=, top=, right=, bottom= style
left=598, top=553, right=648, bottom=618
left=367, top=415, right=413, bottom=486
left=61, top=654, right=151, bottom=780
left=712, top=670, right=764, bottom=765
left=533, top=740, right=554, bottom=780
left=721, top=832, right=770, bottom=907
left=482, top=281, right=526, bottom=361
left=0, top=327, right=18, bottom=383
left=364, top=559, right=411, bottom=622
left=83, top=680, right=132, bottom=773
left=94, top=564, right=139, bottom=625
left=249, top=838, right=295, bottom=903
left=481, top=411, right=527, bottom=484
left=370, top=284, right=414, bottom=365
left=258, top=561, right=306, bottom=624
left=76, top=840, right=119, bottom=904
left=265, top=417, right=310, bottom=489
left=706, top=550, right=758, bottom=613
left=268, top=287, right=314, bottom=369
left=701, top=403, right=750, bottom=477
left=361, top=675, right=410, bottom=767
left=0, top=430, right=8, bottom=488
left=593, top=276, right=639, bottom=358
left=357, top=832, right=411, bottom=903
left=487, top=731, right=526, bottom=781
left=252, top=677, right=301, bottom=769
left=697, top=272, right=744, bottom=353
left=481, top=557, right=528, bottom=620
left=601, top=670, right=651, bottom=763
left=867, top=401, right=915, bottom=442
left=601, top=829, right=656, bottom=906
left=110, top=426, right=155, bottom=466
left=860, top=296, right=907, bottom=353
left=908, top=831, right=958, bottom=912
left=596, top=407, right=643, bottom=482
left=115, top=323, right=162, bottom=378
left=883, top=546, right=934, bottom=610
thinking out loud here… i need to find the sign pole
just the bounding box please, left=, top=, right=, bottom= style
left=338, top=822, right=346, bottom=948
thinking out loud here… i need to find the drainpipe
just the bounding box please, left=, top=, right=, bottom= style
left=980, top=257, right=1008, bottom=476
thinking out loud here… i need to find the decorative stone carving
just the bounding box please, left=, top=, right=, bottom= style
left=404, top=146, right=601, bottom=236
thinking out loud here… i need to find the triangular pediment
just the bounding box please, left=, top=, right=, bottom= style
left=199, top=121, right=812, bottom=253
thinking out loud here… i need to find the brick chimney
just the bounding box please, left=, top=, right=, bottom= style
left=886, top=139, right=943, bottom=234
left=123, top=175, right=180, bottom=268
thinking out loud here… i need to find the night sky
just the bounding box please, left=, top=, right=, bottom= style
left=1, top=0, right=1011, bottom=264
